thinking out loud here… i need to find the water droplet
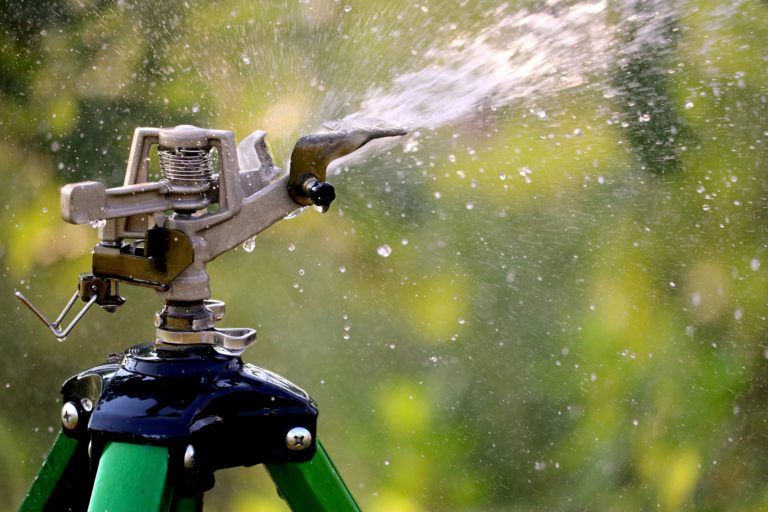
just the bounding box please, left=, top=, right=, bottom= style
left=383, top=458, right=390, bottom=466
left=288, top=243, right=296, bottom=252
left=750, top=258, right=760, bottom=271
left=403, top=138, right=420, bottom=153
left=191, top=103, right=200, bottom=113
left=242, top=237, right=256, bottom=253
left=684, top=101, right=694, bottom=110
left=343, top=4, right=352, bottom=12
left=241, top=54, right=251, bottom=65
left=691, top=292, right=702, bottom=307
left=42, top=207, right=48, bottom=213
left=338, top=266, right=346, bottom=273
left=377, top=244, right=392, bottom=258
left=734, top=309, right=743, bottom=321
left=465, top=202, right=474, bottom=210
left=632, top=418, right=639, bottom=426
left=447, top=154, right=456, bottom=163
left=284, top=207, right=307, bottom=220
left=90, top=219, right=106, bottom=229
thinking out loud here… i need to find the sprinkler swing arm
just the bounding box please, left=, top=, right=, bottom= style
left=16, top=124, right=405, bottom=512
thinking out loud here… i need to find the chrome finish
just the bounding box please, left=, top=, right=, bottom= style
left=61, top=402, right=79, bottom=430
left=285, top=427, right=312, bottom=451
left=155, top=326, right=257, bottom=356
left=183, top=444, right=196, bottom=469
left=80, top=398, right=93, bottom=412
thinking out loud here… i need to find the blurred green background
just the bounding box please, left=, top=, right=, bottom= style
left=2, top=0, right=768, bottom=510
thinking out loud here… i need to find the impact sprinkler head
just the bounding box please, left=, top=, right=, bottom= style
left=16, top=123, right=406, bottom=355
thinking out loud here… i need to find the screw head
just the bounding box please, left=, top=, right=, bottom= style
left=61, top=402, right=79, bottom=430
left=183, top=444, right=195, bottom=468
left=80, top=398, right=93, bottom=412
left=286, top=427, right=312, bottom=451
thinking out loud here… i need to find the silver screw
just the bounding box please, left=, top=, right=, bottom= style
left=286, top=427, right=312, bottom=451
left=81, top=398, right=93, bottom=412
left=183, top=444, right=195, bottom=468
left=61, top=402, right=79, bottom=430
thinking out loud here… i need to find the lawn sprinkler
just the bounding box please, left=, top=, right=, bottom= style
left=16, top=123, right=405, bottom=511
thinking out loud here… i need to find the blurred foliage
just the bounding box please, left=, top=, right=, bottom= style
left=2, top=0, right=768, bottom=511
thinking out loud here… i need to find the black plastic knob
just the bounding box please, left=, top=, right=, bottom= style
left=306, top=180, right=336, bottom=211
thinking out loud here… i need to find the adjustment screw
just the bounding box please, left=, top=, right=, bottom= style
left=61, top=402, right=79, bottom=430
left=184, top=444, right=196, bottom=469
left=286, top=427, right=312, bottom=451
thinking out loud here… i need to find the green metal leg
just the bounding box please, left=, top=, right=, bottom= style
left=20, top=431, right=79, bottom=511
left=266, top=439, right=360, bottom=512
left=88, top=442, right=171, bottom=512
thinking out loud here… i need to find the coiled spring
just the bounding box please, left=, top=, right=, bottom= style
left=158, top=147, right=214, bottom=182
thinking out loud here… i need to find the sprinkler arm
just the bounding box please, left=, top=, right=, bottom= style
left=202, top=126, right=407, bottom=259
left=287, top=127, right=407, bottom=211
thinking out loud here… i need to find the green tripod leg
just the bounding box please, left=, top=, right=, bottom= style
left=87, top=442, right=203, bottom=512
left=88, top=442, right=171, bottom=512
left=20, top=431, right=82, bottom=511
left=266, top=440, right=360, bottom=512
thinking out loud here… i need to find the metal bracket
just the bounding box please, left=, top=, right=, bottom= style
left=60, top=345, right=318, bottom=492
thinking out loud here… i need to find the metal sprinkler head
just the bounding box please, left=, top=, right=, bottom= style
left=15, top=124, right=406, bottom=356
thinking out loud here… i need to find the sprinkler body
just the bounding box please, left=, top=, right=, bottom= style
left=18, top=123, right=404, bottom=354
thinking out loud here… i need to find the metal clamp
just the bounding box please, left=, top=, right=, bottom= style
left=155, top=327, right=257, bottom=356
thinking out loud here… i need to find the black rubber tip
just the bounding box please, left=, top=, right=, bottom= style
left=307, top=180, right=336, bottom=210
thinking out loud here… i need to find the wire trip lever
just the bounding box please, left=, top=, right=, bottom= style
left=15, top=290, right=97, bottom=341
left=14, top=274, right=125, bottom=341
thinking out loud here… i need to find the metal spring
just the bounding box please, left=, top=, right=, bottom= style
left=158, top=147, right=214, bottom=182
